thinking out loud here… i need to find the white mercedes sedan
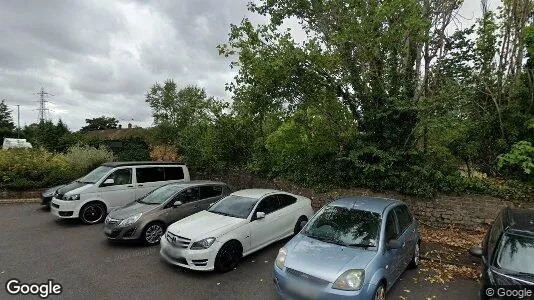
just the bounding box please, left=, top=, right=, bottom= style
left=160, top=189, right=314, bottom=272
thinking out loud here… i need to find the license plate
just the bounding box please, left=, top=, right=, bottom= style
left=286, top=281, right=319, bottom=299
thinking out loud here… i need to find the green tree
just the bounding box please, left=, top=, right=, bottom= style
left=80, top=116, right=119, bottom=133
left=23, top=120, right=73, bottom=152
left=146, top=80, right=223, bottom=129
left=0, top=99, right=15, bottom=142
left=219, top=0, right=429, bottom=150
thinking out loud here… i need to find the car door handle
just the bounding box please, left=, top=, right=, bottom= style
left=138, top=184, right=144, bottom=187
left=127, top=185, right=134, bottom=188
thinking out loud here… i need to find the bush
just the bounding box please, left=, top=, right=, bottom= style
left=0, top=145, right=115, bottom=191
left=62, top=145, right=116, bottom=178
left=0, top=148, right=71, bottom=190
left=498, top=141, right=534, bottom=181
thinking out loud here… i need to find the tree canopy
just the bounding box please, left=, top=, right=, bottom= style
left=80, top=116, right=120, bottom=133
left=147, top=0, right=534, bottom=198
left=0, top=100, right=15, bottom=143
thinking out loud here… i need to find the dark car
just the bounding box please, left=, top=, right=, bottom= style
left=41, top=184, right=66, bottom=207
left=470, top=207, right=534, bottom=296
left=104, top=181, right=230, bottom=245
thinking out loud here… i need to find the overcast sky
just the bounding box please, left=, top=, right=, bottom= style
left=0, top=0, right=497, bottom=130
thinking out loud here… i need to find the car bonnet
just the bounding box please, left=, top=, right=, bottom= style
left=167, top=210, right=246, bottom=241
left=284, top=234, right=377, bottom=283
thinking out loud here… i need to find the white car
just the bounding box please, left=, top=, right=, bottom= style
left=51, top=162, right=190, bottom=224
left=160, top=189, right=314, bottom=272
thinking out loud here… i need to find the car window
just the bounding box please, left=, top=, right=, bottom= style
left=174, top=187, right=199, bottom=204
left=165, top=167, right=184, bottom=180
left=80, top=166, right=113, bottom=183
left=103, top=168, right=132, bottom=186
left=138, top=184, right=181, bottom=205
left=199, top=185, right=223, bottom=199
left=255, top=196, right=280, bottom=215
left=136, top=167, right=165, bottom=183
left=394, top=205, right=413, bottom=233
left=385, top=211, right=398, bottom=241
left=277, top=194, right=297, bottom=208
left=208, top=195, right=259, bottom=219
left=495, top=232, right=534, bottom=274
left=303, top=206, right=381, bottom=248
left=488, top=211, right=504, bottom=260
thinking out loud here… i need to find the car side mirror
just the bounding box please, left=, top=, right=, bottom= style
left=469, top=246, right=483, bottom=258
left=103, top=178, right=114, bottom=186
left=388, top=239, right=402, bottom=249
left=173, top=200, right=183, bottom=207
left=256, top=212, right=266, bottom=220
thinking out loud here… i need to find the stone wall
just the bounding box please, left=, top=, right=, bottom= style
left=195, top=170, right=534, bottom=229
left=405, top=196, right=534, bottom=230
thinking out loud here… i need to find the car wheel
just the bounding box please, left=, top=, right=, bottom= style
left=80, top=202, right=106, bottom=225
left=408, top=242, right=420, bottom=269
left=214, top=241, right=242, bottom=273
left=294, top=216, right=308, bottom=235
left=374, top=283, right=386, bottom=300
left=142, top=222, right=165, bottom=245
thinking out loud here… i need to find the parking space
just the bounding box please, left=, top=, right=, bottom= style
left=0, top=204, right=479, bottom=299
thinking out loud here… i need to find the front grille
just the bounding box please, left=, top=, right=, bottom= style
left=166, top=232, right=191, bottom=248
left=192, top=259, right=208, bottom=266
left=286, top=268, right=330, bottom=286
left=106, top=229, right=122, bottom=238
left=51, top=203, right=60, bottom=209
left=59, top=211, right=73, bottom=217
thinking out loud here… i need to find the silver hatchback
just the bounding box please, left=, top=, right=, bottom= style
left=104, top=181, right=230, bottom=245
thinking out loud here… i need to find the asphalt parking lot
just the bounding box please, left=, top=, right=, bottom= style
left=0, top=204, right=479, bottom=299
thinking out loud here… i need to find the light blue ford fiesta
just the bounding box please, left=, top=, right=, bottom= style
left=273, top=196, right=420, bottom=300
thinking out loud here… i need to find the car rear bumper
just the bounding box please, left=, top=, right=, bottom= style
left=273, top=266, right=377, bottom=300
left=159, top=236, right=218, bottom=271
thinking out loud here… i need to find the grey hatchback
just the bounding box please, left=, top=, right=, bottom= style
left=104, top=181, right=230, bottom=245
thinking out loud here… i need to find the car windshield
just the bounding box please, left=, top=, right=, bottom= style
left=495, top=233, right=534, bottom=275
left=208, top=195, right=258, bottom=219
left=79, top=166, right=113, bottom=183
left=303, top=206, right=381, bottom=249
left=138, top=184, right=181, bottom=205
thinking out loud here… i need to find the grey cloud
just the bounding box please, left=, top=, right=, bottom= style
left=0, top=1, right=121, bottom=71
left=0, top=0, right=486, bottom=130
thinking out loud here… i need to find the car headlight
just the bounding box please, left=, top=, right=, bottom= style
left=275, top=247, right=287, bottom=269
left=119, top=213, right=142, bottom=227
left=333, top=269, right=365, bottom=291
left=190, top=237, right=216, bottom=250
left=63, top=194, right=80, bottom=201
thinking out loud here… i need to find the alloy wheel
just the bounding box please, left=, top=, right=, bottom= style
left=83, top=204, right=103, bottom=224
left=145, top=224, right=164, bottom=244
